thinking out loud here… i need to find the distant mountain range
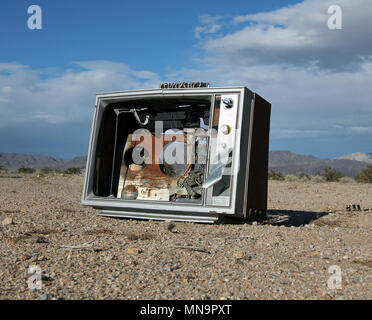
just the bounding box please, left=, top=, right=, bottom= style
left=269, top=151, right=370, bottom=177
left=335, top=152, right=372, bottom=164
left=0, top=152, right=87, bottom=171
left=0, top=151, right=371, bottom=177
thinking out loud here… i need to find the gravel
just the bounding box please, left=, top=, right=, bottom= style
left=0, top=173, right=371, bottom=300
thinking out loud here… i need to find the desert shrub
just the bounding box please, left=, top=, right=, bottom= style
left=299, top=173, right=310, bottom=179
left=17, top=166, right=35, bottom=174
left=355, top=165, right=372, bottom=183
left=311, top=175, right=326, bottom=183
left=268, top=170, right=285, bottom=181
left=0, top=155, right=4, bottom=171
left=63, top=167, right=82, bottom=175
left=39, top=167, right=54, bottom=174
left=299, top=174, right=310, bottom=182
left=320, top=167, right=344, bottom=182
left=284, top=174, right=300, bottom=182
left=339, top=176, right=354, bottom=183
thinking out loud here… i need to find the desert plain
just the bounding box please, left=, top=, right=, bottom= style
left=0, top=172, right=371, bottom=300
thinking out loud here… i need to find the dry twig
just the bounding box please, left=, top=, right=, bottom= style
left=169, top=244, right=210, bottom=254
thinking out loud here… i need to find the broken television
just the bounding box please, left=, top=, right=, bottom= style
left=82, top=86, right=271, bottom=223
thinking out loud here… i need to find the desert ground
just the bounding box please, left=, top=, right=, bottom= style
left=0, top=172, right=371, bottom=300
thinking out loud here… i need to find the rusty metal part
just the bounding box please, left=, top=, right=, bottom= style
left=117, top=130, right=207, bottom=201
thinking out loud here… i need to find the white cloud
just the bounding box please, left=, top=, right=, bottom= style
left=169, top=0, right=372, bottom=143
left=168, top=61, right=372, bottom=140
left=347, top=126, right=372, bottom=134
left=198, top=0, right=372, bottom=71
left=0, top=61, right=161, bottom=127
left=194, top=14, right=222, bottom=39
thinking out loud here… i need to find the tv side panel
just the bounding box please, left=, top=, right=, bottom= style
left=245, top=93, right=271, bottom=220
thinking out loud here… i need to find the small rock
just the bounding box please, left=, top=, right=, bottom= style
left=308, top=251, right=320, bottom=257
left=21, top=254, right=32, bottom=261
left=166, top=222, right=176, bottom=233
left=40, top=293, right=54, bottom=300
left=2, top=217, right=13, bottom=226
left=252, top=221, right=258, bottom=226
left=31, top=253, right=39, bottom=262
left=59, top=277, right=72, bottom=287
left=234, top=250, right=246, bottom=260
left=36, top=236, right=49, bottom=244
left=38, top=256, right=48, bottom=262
left=127, top=247, right=142, bottom=255
left=42, top=275, right=53, bottom=282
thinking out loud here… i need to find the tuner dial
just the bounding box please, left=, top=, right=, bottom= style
left=221, top=125, right=230, bottom=135
left=222, top=98, right=234, bottom=109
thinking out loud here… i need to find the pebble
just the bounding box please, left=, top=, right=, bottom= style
left=2, top=217, right=13, bottom=226
left=40, top=293, right=54, bottom=300
left=165, top=221, right=176, bottom=233
left=127, top=247, right=142, bottom=255
left=21, top=254, right=32, bottom=261
left=36, top=236, right=49, bottom=244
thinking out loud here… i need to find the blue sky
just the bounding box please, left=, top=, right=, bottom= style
left=0, top=0, right=372, bottom=159
left=1, top=1, right=298, bottom=73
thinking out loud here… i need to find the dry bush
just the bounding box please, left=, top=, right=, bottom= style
left=355, top=165, right=372, bottom=183
left=39, top=167, right=55, bottom=175
left=299, top=175, right=310, bottom=182
left=0, top=166, right=8, bottom=174
left=268, top=170, right=285, bottom=181
left=17, top=166, right=35, bottom=174
left=321, top=167, right=344, bottom=182
left=339, top=176, right=354, bottom=183
left=63, top=167, right=82, bottom=175
left=284, top=174, right=300, bottom=182
left=311, top=175, right=326, bottom=183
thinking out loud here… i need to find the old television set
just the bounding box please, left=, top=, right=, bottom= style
left=82, top=83, right=271, bottom=223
